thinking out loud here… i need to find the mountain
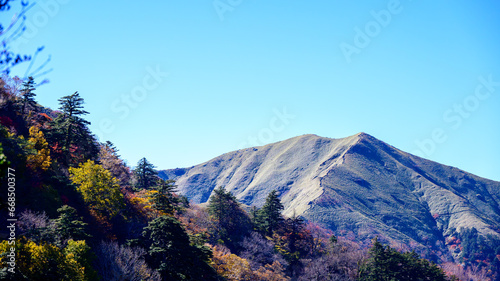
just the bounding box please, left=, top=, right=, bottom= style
left=159, top=133, right=500, bottom=260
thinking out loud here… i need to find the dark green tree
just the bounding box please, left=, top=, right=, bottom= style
left=133, top=157, right=158, bottom=190
left=207, top=186, right=251, bottom=251
left=358, top=237, right=453, bottom=281
left=149, top=179, right=179, bottom=215
left=47, top=91, right=98, bottom=165
left=20, top=76, right=37, bottom=115
left=249, top=205, right=263, bottom=232
left=257, top=190, right=284, bottom=236
left=53, top=205, right=89, bottom=245
left=142, top=215, right=219, bottom=280
left=56, top=91, right=90, bottom=150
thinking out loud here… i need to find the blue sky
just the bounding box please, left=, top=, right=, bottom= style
left=6, top=0, right=500, bottom=181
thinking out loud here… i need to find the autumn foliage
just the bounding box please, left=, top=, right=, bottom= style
left=26, top=126, right=51, bottom=171
left=69, top=160, right=124, bottom=220
left=0, top=75, right=480, bottom=280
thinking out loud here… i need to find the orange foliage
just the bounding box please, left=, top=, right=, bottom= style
left=211, top=245, right=254, bottom=281
left=124, top=190, right=158, bottom=220
left=210, top=245, right=289, bottom=281
left=446, top=236, right=457, bottom=245
left=38, top=112, right=52, bottom=121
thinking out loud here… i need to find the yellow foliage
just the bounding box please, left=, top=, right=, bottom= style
left=210, top=245, right=289, bottom=281
left=26, top=126, right=51, bottom=171
left=69, top=160, right=124, bottom=219
left=128, top=190, right=159, bottom=218
left=253, top=261, right=290, bottom=281
left=0, top=239, right=87, bottom=280
left=211, top=245, right=254, bottom=281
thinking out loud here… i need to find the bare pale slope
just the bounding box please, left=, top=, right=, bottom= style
left=160, top=133, right=500, bottom=257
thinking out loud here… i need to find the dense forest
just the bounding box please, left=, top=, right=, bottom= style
left=0, top=75, right=497, bottom=280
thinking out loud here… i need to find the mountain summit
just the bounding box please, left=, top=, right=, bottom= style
left=160, top=133, right=500, bottom=259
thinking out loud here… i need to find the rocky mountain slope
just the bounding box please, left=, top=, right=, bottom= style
left=159, top=133, right=500, bottom=260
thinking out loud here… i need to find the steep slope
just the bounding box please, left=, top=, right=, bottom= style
left=159, top=133, right=500, bottom=259
left=160, top=133, right=360, bottom=215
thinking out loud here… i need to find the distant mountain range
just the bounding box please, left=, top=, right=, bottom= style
left=159, top=132, right=500, bottom=261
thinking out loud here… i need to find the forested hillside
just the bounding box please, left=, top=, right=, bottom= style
left=0, top=75, right=492, bottom=280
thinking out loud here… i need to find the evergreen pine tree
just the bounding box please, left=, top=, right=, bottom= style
left=56, top=91, right=90, bottom=150
left=258, top=190, right=284, bottom=236
left=358, top=237, right=452, bottom=281
left=133, top=157, right=158, bottom=190
left=149, top=179, right=179, bottom=215
left=142, top=215, right=219, bottom=280
left=53, top=205, right=89, bottom=245
left=20, top=76, right=37, bottom=115
left=47, top=91, right=98, bottom=165
left=208, top=186, right=251, bottom=251
left=250, top=205, right=263, bottom=232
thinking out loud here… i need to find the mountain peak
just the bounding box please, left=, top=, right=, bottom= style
left=159, top=132, right=500, bottom=260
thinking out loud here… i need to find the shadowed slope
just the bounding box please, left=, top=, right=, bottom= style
left=160, top=133, right=500, bottom=260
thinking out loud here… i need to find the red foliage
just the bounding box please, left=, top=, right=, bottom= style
left=446, top=236, right=457, bottom=245
left=61, top=195, right=70, bottom=205
left=51, top=142, right=63, bottom=154
left=0, top=116, right=14, bottom=127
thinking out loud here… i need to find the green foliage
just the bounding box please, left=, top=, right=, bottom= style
left=142, top=215, right=219, bottom=280
left=250, top=206, right=262, bottom=231
left=56, top=91, right=90, bottom=148
left=47, top=91, right=98, bottom=165
left=208, top=186, right=252, bottom=251
left=133, top=157, right=158, bottom=190
left=358, top=237, right=451, bottom=281
left=69, top=160, right=124, bottom=219
left=19, top=76, right=37, bottom=115
left=456, top=227, right=500, bottom=279
left=329, top=234, right=338, bottom=245
left=0, top=124, right=27, bottom=170
left=64, top=240, right=99, bottom=281
left=53, top=205, right=89, bottom=245
left=149, top=178, right=179, bottom=215
left=256, top=190, right=284, bottom=236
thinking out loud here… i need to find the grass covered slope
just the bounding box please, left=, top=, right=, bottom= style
left=160, top=132, right=500, bottom=261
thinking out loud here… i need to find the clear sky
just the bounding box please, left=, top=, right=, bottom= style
left=6, top=0, right=500, bottom=181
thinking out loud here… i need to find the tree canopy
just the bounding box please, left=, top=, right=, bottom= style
left=208, top=186, right=252, bottom=251
left=20, top=76, right=37, bottom=115
left=69, top=160, right=124, bottom=220
left=133, top=157, right=158, bottom=190
left=47, top=91, right=98, bottom=165
left=257, top=190, right=284, bottom=236
left=149, top=179, right=179, bottom=216
left=142, top=215, right=219, bottom=280
left=358, top=238, right=453, bottom=281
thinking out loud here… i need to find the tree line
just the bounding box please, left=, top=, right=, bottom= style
left=0, top=75, right=473, bottom=280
